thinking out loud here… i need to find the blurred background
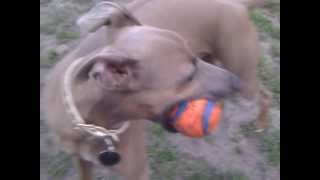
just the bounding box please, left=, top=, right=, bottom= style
left=40, top=0, right=280, bottom=179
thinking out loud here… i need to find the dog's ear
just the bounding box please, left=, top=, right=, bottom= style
left=77, top=1, right=141, bottom=35
left=86, top=55, right=139, bottom=91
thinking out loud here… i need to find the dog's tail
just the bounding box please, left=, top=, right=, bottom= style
left=228, top=0, right=267, bottom=9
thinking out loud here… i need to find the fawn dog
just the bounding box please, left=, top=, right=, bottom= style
left=42, top=0, right=269, bottom=179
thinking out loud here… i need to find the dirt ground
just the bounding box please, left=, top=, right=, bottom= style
left=40, top=0, right=280, bottom=179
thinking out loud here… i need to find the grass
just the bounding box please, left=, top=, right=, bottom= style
left=250, top=9, right=280, bottom=40
left=41, top=1, right=82, bottom=45
left=148, top=146, right=250, bottom=180
left=40, top=116, right=48, bottom=134
left=40, top=8, right=72, bottom=35
left=203, top=136, right=215, bottom=145
left=41, top=15, right=79, bottom=43
left=257, top=55, right=280, bottom=106
left=148, top=146, right=180, bottom=179
left=250, top=2, right=280, bottom=106
left=40, top=22, right=58, bottom=35
left=182, top=161, right=249, bottom=180
left=240, top=121, right=256, bottom=137
left=149, top=123, right=167, bottom=139
left=231, top=136, right=241, bottom=143
left=148, top=145, right=178, bottom=164
left=239, top=121, right=280, bottom=167
left=185, top=170, right=248, bottom=180
left=240, top=123, right=280, bottom=168
left=263, top=0, right=280, bottom=17
left=271, top=40, right=280, bottom=58
left=148, top=124, right=180, bottom=179
left=234, top=145, right=244, bottom=155
left=40, top=16, right=64, bottom=35
left=261, top=129, right=280, bottom=167
left=96, top=171, right=120, bottom=180
left=47, top=151, right=72, bottom=179
left=56, top=29, right=80, bottom=43
left=147, top=124, right=250, bottom=180
left=40, top=50, right=60, bottom=67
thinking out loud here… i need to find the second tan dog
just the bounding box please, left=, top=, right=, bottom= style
left=42, top=0, right=269, bottom=180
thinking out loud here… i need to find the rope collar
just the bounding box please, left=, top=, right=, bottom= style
left=61, top=1, right=142, bottom=166
left=61, top=1, right=140, bottom=140
left=62, top=56, right=130, bottom=166
left=63, top=56, right=130, bottom=142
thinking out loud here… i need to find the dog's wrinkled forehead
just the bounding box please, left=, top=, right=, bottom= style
left=77, top=2, right=113, bottom=33
left=112, top=26, right=193, bottom=59
left=76, top=1, right=191, bottom=58
left=77, top=1, right=140, bottom=35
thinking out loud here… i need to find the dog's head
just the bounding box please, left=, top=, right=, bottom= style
left=73, top=2, right=241, bottom=129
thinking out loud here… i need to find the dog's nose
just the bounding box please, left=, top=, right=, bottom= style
left=230, top=74, right=241, bottom=92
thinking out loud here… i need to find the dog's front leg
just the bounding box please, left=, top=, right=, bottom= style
left=73, top=154, right=93, bottom=180
left=120, top=161, right=149, bottom=180
left=214, top=10, right=270, bottom=132
left=113, top=121, right=150, bottom=180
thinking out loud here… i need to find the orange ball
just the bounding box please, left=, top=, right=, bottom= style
left=169, top=99, right=221, bottom=138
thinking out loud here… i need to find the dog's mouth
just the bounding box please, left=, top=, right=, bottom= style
left=159, top=103, right=182, bottom=133
left=150, top=98, right=196, bottom=133
left=150, top=94, right=223, bottom=133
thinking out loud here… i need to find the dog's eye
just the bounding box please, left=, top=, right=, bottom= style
left=185, top=72, right=195, bottom=82
left=198, top=52, right=212, bottom=63
left=184, top=58, right=198, bottom=83
left=105, top=19, right=112, bottom=26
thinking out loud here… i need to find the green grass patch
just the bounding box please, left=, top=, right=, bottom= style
left=148, top=145, right=178, bottom=164
left=148, top=146, right=180, bottom=179
left=40, top=22, right=57, bottom=35
left=203, top=135, right=215, bottom=144
left=148, top=124, right=180, bottom=180
left=41, top=15, right=79, bottom=43
left=148, top=145, right=250, bottom=180
left=271, top=40, right=280, bottom=58
left=41, top=6, right=79, bottom=44
left=240, top=121, right=256, bottom=137
left=149, top=123, right=167, bottom=139
left=257, top=55, right=280, bottom=106
left=40, top=14, right=67, bottom=35
left=231, top=136, right=241, bottom=143
left=96, top=172, right=120, bottom=180
left=147, top=124, right=250, bottom=180
left=234, top=145, right=244, bottom=155
left=47, top=151, right=72, bottom=179
left=261, top=129, right=280, bottom=167
left=182, top=160, right=249, bottom=180
left=56, top=29, right=80, bottom=43
left=40, top=50, right=60, bottom=67
left=263, top=0, right=280, bottom=17
left=250, top=10, right=280, bottom=40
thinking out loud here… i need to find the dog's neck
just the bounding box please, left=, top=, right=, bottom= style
left=84, top=92, right=127, bottom=129
left=71, top=79, right=127, bottom=130
left=62, top=56, right=130, bottom=146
